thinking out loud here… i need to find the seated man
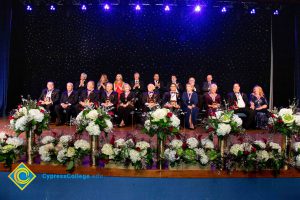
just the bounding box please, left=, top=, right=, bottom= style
left=55, top=82, right=78, bottom=126
left=227, top=83, right=255, bottom=129
left=162, top=83, right=181, bottom=114
left=142, top=84, right=160, bottom=112
left=100, top=82, right=118, bottom=112
left=38, top=81, right=60, bottom=121
left=76, top=81, right=99, bottom=114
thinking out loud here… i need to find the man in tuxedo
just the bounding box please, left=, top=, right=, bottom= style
left=55, top=82, right=78, bottom=126
left=201, top=74, right=216, bottom=110
left=188, top=77, right=200, bottom=94
left=152, top=73, right=165, bottom=97
left=76, top=81, right=99, bottom=114
left=75, top=72, right=87, bottom=96
left=130, top=72, right=144, bottom=109
left=142, top=84, right=160, bottom=112
left=227, top=83, right=255, bottom=129
left=166, top=75, right=183, bottom=94
left=162, top=83, right=181, bottom=113
left=100, top=82, right=118, bottom=111
left=38, top=81, right=60, bottom=121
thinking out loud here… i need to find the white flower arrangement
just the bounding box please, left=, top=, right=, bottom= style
left=41, top=136, right=55, bottom=145
left=229, top=144, right=244, bottom=156
left=169, top=139, right=183, bottom=149
left=74, top=139, right=90, bottom=151
left=216, top=123, right=232, bottom=136
left=186, top=137, right=199, bottom=149
left=201, top=139, right=214, bottom=149
left=253, top=140, right=266, bottom=149
left=136, top=141, right=150, bottom=150
left=256, top=150, right=269, bottom=162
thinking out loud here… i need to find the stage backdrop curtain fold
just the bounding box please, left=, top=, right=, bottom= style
left=295, top=15, right=300, bottom=102
left=0, top=0, right=12, bottom=116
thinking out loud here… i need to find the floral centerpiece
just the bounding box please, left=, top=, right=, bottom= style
left=164, top=137, right=217, bottom=169
left=206, top=110, right=244, bottom=159
left=226, top=139, right=284, bottom=174
left=100, top=137, right=154, bottom=169
left=268, top=105, right=300, bottom=169
left=143, top=108, right=180, bottom=169
left=74, top=107, right=113, bottom=166
left=0, top=132, right=24, bottom=168
left=9, top=96, right=50, bottom=164
left=38, top=135, right=90, bottom=172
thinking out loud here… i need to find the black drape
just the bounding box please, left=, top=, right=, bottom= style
left=0, top=0, right=12, bottom=116
left=294, top=14, right=300, bottom=101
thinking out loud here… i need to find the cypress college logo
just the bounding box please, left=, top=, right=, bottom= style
left=8, top=162, right=36, bottom=191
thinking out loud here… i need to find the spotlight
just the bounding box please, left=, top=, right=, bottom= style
left=250, top=9, right=256, bottom=15
left=26, top=5, right=32, bottom=11
left=164, top=5, right=170, bottom=12
left=194, top=5, right=201, bottom=12
left=104, top=4, right=110, bottom=10
left=50, top=5, right=55, bottom=11
left=135, top=4, right=141, bottom=11
left=273, top=10, right=279, bottom=15
left=81, top=4, right=87, bottom=10
left=221, top=7, right=227, bottom=13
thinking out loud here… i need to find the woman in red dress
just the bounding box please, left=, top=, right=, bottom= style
left=114, top=74, right=124, bottom=101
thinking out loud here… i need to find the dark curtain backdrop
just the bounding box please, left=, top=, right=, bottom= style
left=0, top=0, right=12, bottom=116
left=7, top=6, right=272, bottom=111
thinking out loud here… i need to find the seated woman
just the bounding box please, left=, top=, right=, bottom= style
left=204, top=83, right=221, bottom=116
left=250, top=85, right=269, bottom=129
left=114, top=74, right=124, bottom=102
left=182, top=83, right=199, bottom=130
left=118, top=83, right=135, bottom=127
left=100, top=82, right=118, bottom=113
left=97, top=74, right=108, bottom=94
left=162, top=83, right=181, bottom=115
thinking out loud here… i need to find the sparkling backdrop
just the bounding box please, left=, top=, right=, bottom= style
left=21, top=7, right=271, bottom=98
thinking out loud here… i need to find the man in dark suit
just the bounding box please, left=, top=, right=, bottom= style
left=55, top=82, right=78, bottom=126
left=100, top=82, right=118, bottom=112
left=166, top=75, right=183, bottom=94
left=76, top=81, right=99, bottom=114
left=75, top=72, right=87, bottom=96
left=201, top=74, right=216, bottom=110
left=142, top=84, right=160, bottom=112
left=188, top=77, right=200, bottom=94
left=162, top=83, right=181, bottom=114
left=151, top=73, right=165, bottom=97
left=38, top=81, right=60, bottom=121
left=227, top=83, right=255, bottom=129
left=130, top=72, right=144, bottom=109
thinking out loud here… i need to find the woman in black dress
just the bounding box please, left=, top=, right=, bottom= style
left=204, top=83, right=221, bottom=116
left=250, top=85, right=268, bottom=129
left=118, top=83, right=135, bottom=127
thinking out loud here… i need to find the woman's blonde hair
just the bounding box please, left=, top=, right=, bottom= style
left=100, top=74, right=108, bottom=83
left=253, top=85, right=265, bottom=97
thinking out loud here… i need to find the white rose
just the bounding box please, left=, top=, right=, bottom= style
left=29, top=109, right=44, bottom=122
left=278, top=108, right=293, bottom=117
left=136, top=141, right=150, bottom=150
left=129, top=149, right=141, bottom=163
left=59, top=135, right=72, bottom=144
left=151, top=108, right=168, bottom=121
left=201, top=139, right=214, bottom=149
left=74, top=139, right=90, bottom=151
left=67, top=147, right=76, bottom=158
left=216, top=123, right=231, bottom=136
left=18, top=107, right=28, bottom=115
left=295, top=115, right=300, bottom=126
left=41, top=136, right=55, bottom=145
left=186, top=137, right=199, bottom=149
left=215, top=111, right=223, bottom=119
left=15, top=116, right=29, bottom=131
left=6, top=137, right=24, bottom=148
left=230, top=144, right=244, bottom=156
left=86, top=121, right=101, bottom=136
left=114, top=138, right=126, bottom=148
left=104, top=119, right=113, bottom=133
left=253, top=140, right=266, bottom=149
left=257, top=150, right=269, bottom=161
left=170, top=115, right=180, bottom=128
left=232, top=114, right=243, bottom=126
left=101, top=144, right=115, bottom=159
left=57, top=149, right=67, bottom=162
left=164, top=148, right=178, bottom=162
left=86, top=110, right=99, bottom=120
left=169, top=139, right=183, bottom=149
left=200, top=155, right=209, bottom=165
left=268, top=142, right=281, bottom=153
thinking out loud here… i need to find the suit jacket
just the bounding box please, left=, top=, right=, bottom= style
left=60, top=90, right=78, bottom=105
left=142, top=91, right=160, bottom=105
left=79, top=89, right=99, bottom=103
left=130, top=80, right=144, bottom=93
left=119, top=92, right=135, bottom=105
left=202, top=81, right=216, bottom=94
left=162, top=92, right=181, bottom=106
left=181, top=92, right=198, bottom=109
left=192, top=84, right=200, bottom=94
left=227, top=92, right=250, bottom=108
left=38, top=89, right=60, bottom=105
left=100, top=91, right=118, bottom=107
left=151, top=80, right=165, bottom=93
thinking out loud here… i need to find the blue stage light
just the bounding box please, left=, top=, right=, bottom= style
left=104, top=4, right=110, bottom=10
left=135, top=4, right=141, bottom=11
left=194, top=5, right=201, bottom=12
left=221, top=7, right=227, bottom=13
left=50, top=5, right=55, bottom=11
left=81, top=4, right=87, bottom=10
left=250, top=9, right=256, bottom=15
left=164, top=5, right=170, bottom=12
left=273, top=10, right=279, bottom=15
left=26, top=5, right=32, bottom=11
